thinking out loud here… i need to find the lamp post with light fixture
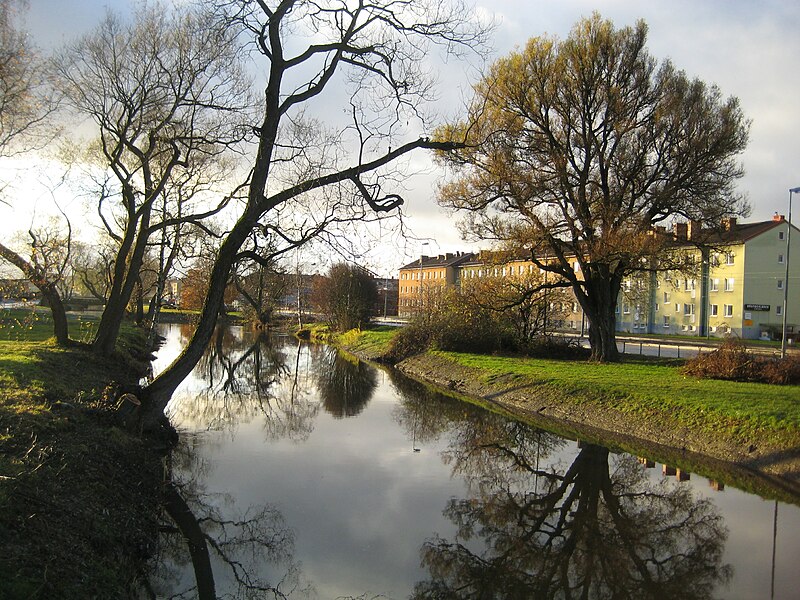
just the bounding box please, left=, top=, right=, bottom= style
left=418, top=241, right=429, bottom=316
left=781, top=187, right=800, bottom=358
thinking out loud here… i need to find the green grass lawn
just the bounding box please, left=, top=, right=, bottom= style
left=334, top=324, right=800, bottom=445
left=438, top=350, right=800, bottom=442
left=0, top=307, right=98, bottom=343
left=336, top=325, right=398, bottom=359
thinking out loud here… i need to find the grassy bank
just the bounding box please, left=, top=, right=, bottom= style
left=0, top=320, right=163, bottom=598
left=440, top=351, right=800, bottom=445
left=291, top=323, right=800, bottom=505
left=336, top=326, right=800, bottom=436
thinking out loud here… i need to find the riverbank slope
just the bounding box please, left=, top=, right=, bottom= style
left=0, top=324, right=164, bottom=598
left=327, top=327, right=800, bottom=501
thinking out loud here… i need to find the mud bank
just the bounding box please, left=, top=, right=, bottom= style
left=390, top=352, right=800, bottom=502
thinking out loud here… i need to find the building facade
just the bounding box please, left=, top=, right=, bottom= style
left=616, top=217, right=800, bottom=340
left=397, top=217, right=800, bottom=341
left=397, top=252, right=474, bottom=317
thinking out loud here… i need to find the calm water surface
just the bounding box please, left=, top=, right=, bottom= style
left=148, top=324, right=800, bottom=599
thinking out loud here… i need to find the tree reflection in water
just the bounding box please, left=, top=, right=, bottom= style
left=393, top=383, right=733, bottom=600
left=314, top=347, right=378, bottom=419
left=147, top=440, right=313, bottom=599
left=167, top=328, right=320, bottom=442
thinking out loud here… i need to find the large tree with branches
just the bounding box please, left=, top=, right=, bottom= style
left=436, top=14, right=749, bottom=361
left=54, top=1, right=252, bottom=356
left=138, top=0, right=489, bottom=427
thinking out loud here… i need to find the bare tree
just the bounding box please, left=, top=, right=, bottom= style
left=0, top=0, right=55, bottom=160
left=0, top=216, right=73, bottom=344
left=53, top=1, right=253, bottom=356
left=139, top=0, right=491, bottom=427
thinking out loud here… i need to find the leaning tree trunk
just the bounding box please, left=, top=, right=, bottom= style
left=41, top=283, right=70, bottom=346
left=0, top=242, right=70, bottom=345
left=92, top=206, right=152, bottom=356
left=140, top=211, right=255, bottom=429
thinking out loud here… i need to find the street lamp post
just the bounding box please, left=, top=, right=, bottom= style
left=418, top=242, right=429, bottom=316
left=382, top=285, right=389, bottom=319
left=781, top=187, right=800, bottom=358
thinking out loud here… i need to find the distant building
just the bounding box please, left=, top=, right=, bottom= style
left=617, top=216, right=800, bottom=340
left=397, top=252, right=475, bottom=317
left=0, top=278, right=39, bottom=300
left=395, top=216, right=800, bottom=341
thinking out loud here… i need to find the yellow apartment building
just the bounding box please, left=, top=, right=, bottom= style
left=397, top=252, right=475, bottom=317
left=397, top=217, right=800, bottom=341
left=618, top=216, right=800, bottom=340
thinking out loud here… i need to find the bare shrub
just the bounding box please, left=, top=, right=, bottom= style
left=683, top=338, right=800, bottom=385
left=761, top=355, right=800, bottom=385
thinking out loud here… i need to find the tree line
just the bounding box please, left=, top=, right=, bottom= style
left=0, top=1, right=749, bottom=428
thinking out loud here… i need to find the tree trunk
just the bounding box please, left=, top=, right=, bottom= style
left=41, top=283, right=70, bottom=346
left=140, top=211, right=255, bottom=428
left=92, top=207, right=152, bottom=356
left=578, top=274, right=621, bottom=362
left=0, top=242, right=70, bottom=345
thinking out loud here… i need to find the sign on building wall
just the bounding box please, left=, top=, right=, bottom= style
left=744, top=304, right=770, bottom=311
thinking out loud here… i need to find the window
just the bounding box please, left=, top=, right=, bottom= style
left=725, top=252, right=735, bottom=265
left=684, top=278, right=696, bottom=291
left=710, top=304, right=718, bottom=317
left=724, top=278, right=734, bottom=292
left=710, top=278, right=719, bottom=292
left=777, top=305, right=783, bottom=316
left=779, top=231, right=786, bottom=241
left=778, top=254, right=785, bottom=264
left=675, top=303, right=680, bottom=313
left=778, top=279, right=784, bottom=290
left=683, top=303, right=695, bottom=316
left=623, top=303, right=630, bottom=314
left=710, top=253, right=720, bottom=267
left=663, top=291, right=670, bottom=303
left=663, top=316, right=670, bottom=328
left=724, top=304, right=733, bottom=318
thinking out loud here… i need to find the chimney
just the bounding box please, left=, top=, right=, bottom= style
left=722, top=217, right=737, bottom=231
left=687, top=220, right=702, bottom=240
left=773, top=213, right=785, bottom=222
left=673, top=222, right=688, bottom=240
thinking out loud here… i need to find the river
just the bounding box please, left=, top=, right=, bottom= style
left=147, top=324, right=800, bottom=599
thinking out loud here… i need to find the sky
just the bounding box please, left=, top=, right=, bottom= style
left=3, top=0, right=800, bottom=277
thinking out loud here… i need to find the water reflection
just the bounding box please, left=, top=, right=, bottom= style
left=167, top=328, right=322, bottom=442
left=397, top=391, right=733, bottom=599
left=149, top=438, right=312, bottom=599
left=152, top=327, right=799, bottom=599
left=314, top=348, right=378, bottom=419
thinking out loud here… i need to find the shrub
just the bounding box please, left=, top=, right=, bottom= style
left=521, top=335, right=590, bottom=360
left=682, top=338, right=800, bottom=384
left=682, top=339, right=757, bottom=381
left=761, top=355, right=800, bottom=385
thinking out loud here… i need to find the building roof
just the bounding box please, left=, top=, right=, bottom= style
left=663, top=216, right=796, bottom=248
left=397, top=218, right=796, bottom=271
left=399, top=252, right=476, bottom=271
